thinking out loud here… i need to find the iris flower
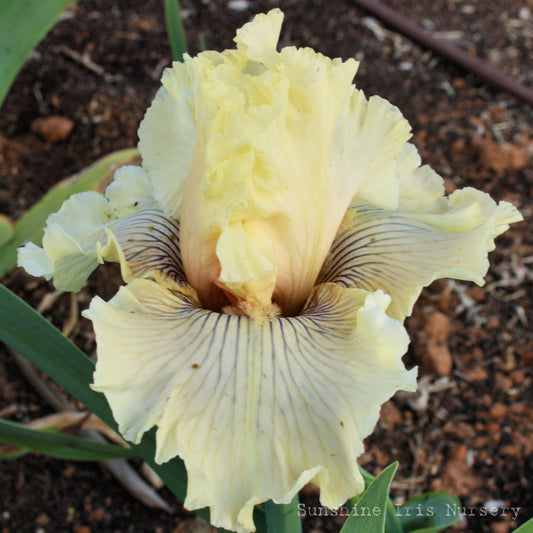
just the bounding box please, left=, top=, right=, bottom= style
left=18, top=9, right=521, bottom=533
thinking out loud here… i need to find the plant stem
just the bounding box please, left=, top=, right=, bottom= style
left=265, top=494, right=302, bottom=533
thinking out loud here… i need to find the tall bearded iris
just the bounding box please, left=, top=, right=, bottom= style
left=18, top=9, right=521, bottom=533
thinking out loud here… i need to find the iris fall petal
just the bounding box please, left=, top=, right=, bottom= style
left=85, top=279, right=416, bottom=533
left=322, top=188, right=522, bottom=320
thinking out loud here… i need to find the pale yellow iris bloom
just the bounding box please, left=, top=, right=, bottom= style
left=18, top=9, right=521, bottom=533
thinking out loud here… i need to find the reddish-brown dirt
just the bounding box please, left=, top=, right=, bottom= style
left=1, top=1, right=532, bottom=532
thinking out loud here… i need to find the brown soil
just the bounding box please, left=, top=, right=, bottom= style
left=1, top=1, right=532, bottom=532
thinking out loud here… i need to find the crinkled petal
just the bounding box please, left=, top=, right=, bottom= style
left=321, top=188, right=523, bottom=320
left=17, top=192, right=114, bottom=291
left=85, top=279, right=415, bottom=533
left=105, top=165, right=154, bottom=217
left=334, top=92, right=412, bottom=210
left=175, top=29, right=413, bottom=314
left=216, top=219, right=276, bottom=310
left=17, top=242, right=53, bottom=279
left=396, top=143, right=448, bottom=213
left=138, top=60, right=197, bottom=218
left=137, top=9, right=414, bottom=315
left=101, top=166, right=186, bottom=283
left=234, top=9, right=283, bottom=65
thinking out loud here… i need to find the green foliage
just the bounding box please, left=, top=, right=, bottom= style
left=350, top=468, right=460, bottom=533
left=396, top=493, right=461, bottom=532
left=340, top=463, right=398, bottom=533
left=0, top=284, right=112, bottom=418
left=0, top=0, right=81, bottom=107
left=265, top=494, right=302, bottom=533
left=164, top=0, right=187, bottom=61
left=0, top=417, right=137, bottom=461
left=0, top=148, right=139, bottom=278
left=355, top=466, right=403, bottom=533
left=0, top=215, right=14, bottom=247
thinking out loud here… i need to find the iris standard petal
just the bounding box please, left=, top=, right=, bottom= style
left=321, top=188, right=523, bottom=320
left=85, top=279, right=416, bottom=533
left=333, top=91, right=412, bottom=210
left=254, top=50, right=412, bottom=314
left=137, top=9, right=415, bottom=315
left=137, top=59, right=197, bottom=218
left=233, top=8, right=283, bottom=65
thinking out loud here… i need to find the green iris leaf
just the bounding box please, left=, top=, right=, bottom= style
left=0, top=417, right=136, bottom=461
left=0, top=0, right=82, bottom=108
left=340, top=462, right=398, bottom=533
left=164, top=0, right=187, bottom=62
left=396, top=492, right=461, bottom=532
